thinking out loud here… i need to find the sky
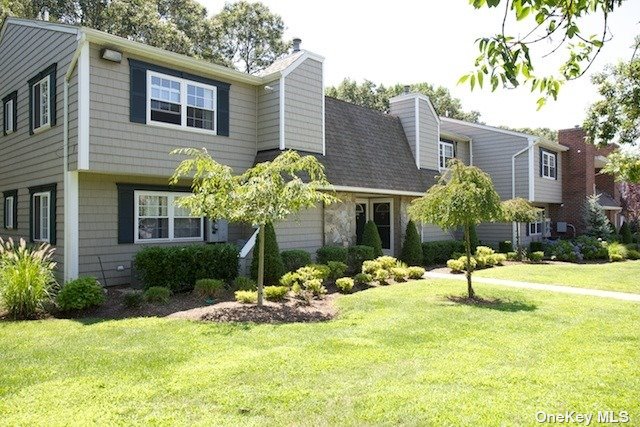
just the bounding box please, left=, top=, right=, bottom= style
left=198, top=0, right=640, bottom=130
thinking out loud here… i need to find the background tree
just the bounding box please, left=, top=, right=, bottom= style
left=171, top=149, right=337, bottom=306
left=400, top=220, right=423, bottom=267
left=462, top=0, right=626, bottom=108
left=408, top=160, right=502, bottom=298
left=584, top=194, right=612, bottom=240
left=361, top=220, right=383, bottom=258
left=326, top=79, right=481, bottom=122
left=500, top=126, right=558, bottom=143
left=501, top=198, right=542, bottom=258
left=250, top=222, right=285, bottom=285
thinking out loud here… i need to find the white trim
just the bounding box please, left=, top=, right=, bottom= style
left=370, top=198, right=394, bottom=255
left=328, top=185, right=424, bottom=197
left=4, top=98, right=14, bottom=134
left=279, top=76, right=285, bottom=150
left=511, top=139, right=536, bottom=200
left=64, top=171, right=79, bottom=281
left=0, top=18, right=78, bottom=44
left=31, top=74, right=51, bottom=133
left=240, top=228, right=260, bottom=258
left=440, top=117, right=538, bottom=139
left=469, top=138, right=474, bottom=166
left=77, top=41, right=90, bottom=170
left=4, top=196, right=14, bottom=229
left=528, top=138, right=535, bottom=201
left=414, top=97, right=420, bottom=169
left=541, top=149, right=557, bottom=180
left=321, top=61, right=326, bottom=156
left=32, top=191, right=51, bottom=243
left=438, top=140, right=455, bottom=171
left=133, top=190, right=204, bottom=243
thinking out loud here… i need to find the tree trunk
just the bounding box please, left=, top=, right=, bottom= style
left=464, top=223, right=475, bottom=299
left=515, top=221, right=521, bottom=260
left=257, top=224, right=265, bottom=307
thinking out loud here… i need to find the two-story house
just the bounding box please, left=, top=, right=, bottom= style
left=1, top=18, right=566, bottom=285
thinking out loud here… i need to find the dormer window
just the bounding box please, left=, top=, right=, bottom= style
left=439, top=140, right=455, bottom=170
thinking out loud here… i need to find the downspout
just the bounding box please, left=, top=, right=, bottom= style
left=511, top=138, right=537, bottom=245
left=468, top=138, right=473, bottom=165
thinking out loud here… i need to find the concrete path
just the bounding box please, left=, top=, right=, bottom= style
left=424, top=271, right=640, bottom=303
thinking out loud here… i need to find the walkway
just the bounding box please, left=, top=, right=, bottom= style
left=424, top=271, right=640, bottom=302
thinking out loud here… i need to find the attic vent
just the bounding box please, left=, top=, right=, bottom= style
left=292, top=38, right=302, bottom=52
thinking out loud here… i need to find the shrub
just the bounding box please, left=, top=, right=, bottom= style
left=498, top=241, right=513, bottom=253
left=457, top=256, right=477, bottom=270
left=528, top=251, right=544, bottom=263
left=377, top=256, right=399, bottom=270
left=390, top=267, right=408, bottom=282
left=251, top=222, right=285, bottom=285
left=232, top=276, right=256, bottom=291
left=235, top=290, right=257, bottom=304
left=627, top=249, right=640, bottom=260
left=529, top=241, right=544, bottom=253
left=0, top=239, right=56, bottom=319
left=264, top=286, right=288, bottom=301
left=506, top=251, right=518, bottom=261
left=400, top=220, right=423, bottom=266
left=607, top=242, right=628, bottom=262
left=335, top=277, right=354, bottom=293
left=134, top=244, right=239, bottom=292
left=353, top=273, right=372, bottom=285
left=575, top=236, right=608, bottom=260
left=306, top=264, right=330, bottom=280
left=422, top=240, right=465, bottom=265
left=56, top=277, right=105, bottom=312
left=548, top=240, right=578, bottom=262
left=194, top=279, right=224, bottom=298
left=362, top=220, right=383, bottom=257
left=316, top=246, right=348, bottom=265
left=362, top=260, right=382, bottom=275
left=292, top=277, right=326, bottom=302
left=281, top=250, right=312, bottom=273
left=492, top=253, right=507, bottom=266
left=346, top=245, right=375, bottom=274
left=374, top=268, right=390, bottom=285
left=407, top=266, right=426, bottom=279
left=620, top=222, right=633, bottom=244
left=327, top=261, right=348, bottom=281
left=281, top=265, right=329, bottom=289
left=447, top=259, right=465, bottom=273
left=280, top=271, right=300, bottom=288
left=143, top=286, right=172, bottom=304
left=122, top=290, right=143, bottom=308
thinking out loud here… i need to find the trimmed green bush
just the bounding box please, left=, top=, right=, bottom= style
left=144, top=286, right=172, bottom=304
left=492, top=253, right=507, bottom=265
left=376, top=256, right=399, bottom=270
left=506, top=251, right=518, bottom=261
left=122, top=290, right=143, bottom=308
left=56, top=277, right=105, bottom=312
left=335, top=277, right=354, bottom=293
left=281, top=250, right=312, bottom=273
left=390, top=267, right=408, bottom=282
left=353, top=273, right=372, bottom=285
left=575, top=236, right=608, bottom=260
left=607, top=242, right=628, bottom=262
left=362, top=260, right=382, bottom=275
left=346, top=245, right=375, bottom=273
left=498, top=241, right=513, bottom=253
left=362, top=220, right=383, bottom=257
left=307, top=264, right=330, bottom=280
left=374, top=269, right=390, bottom=285
left=620, top=222, right=633, bottom=244
left=327, top=261, right=348, bottom=281
left=134, top=244, right=239, bottom=292
left=194, top=279, right=224, bottom=298
left=235, top=290, right=257, bottom=304
left=400, top=220, right=423, bottom=266
left=232, top=276, right=256, bottom=291
left=529, top=241, right=544, bottom=253
left=264, top=286, right=288, bottom=301
left=316, top=246, right=348, bottom=265
left=407, top=266, right=425, bottom=279
left=627, top=249, right=640, bottom=260
left=251, top=222, right=285, bottom=285
left=549, top=240, right=578, bottom=262
left=528, top=251, right=544, bottom=263
left=446, top=259, right=465, bottom=273
left=422, top=240, right=465, bottom=265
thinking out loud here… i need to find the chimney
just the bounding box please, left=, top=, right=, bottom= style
left=403, top=85, right=410, bottom=94
left=292, top=38, right=302, bottom=53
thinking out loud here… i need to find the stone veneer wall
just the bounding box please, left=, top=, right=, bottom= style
left=324, top=193, right=356, bottom=247
left=399, top=196, right=413, bottom=243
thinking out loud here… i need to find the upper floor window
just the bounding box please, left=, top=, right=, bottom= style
left=147, top=71, right=217, bottom=133
left=135, top=190, right=203, bottom=243
left=439, top=140, right=455, bottom=170
left=3, top=191, right=17, bottom=229
left=3, top=91, right=17, bottom=135
left=541, top=149, right=557, bottom=180
left=28, top=64, right=57, bottom=135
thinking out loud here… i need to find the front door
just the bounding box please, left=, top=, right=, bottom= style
left=371, top=198, right=393, bottom=255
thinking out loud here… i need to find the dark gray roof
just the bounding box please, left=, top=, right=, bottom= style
left=596, top=191, right=621, bottom=209
left=255, top=97, right=439, bottom=194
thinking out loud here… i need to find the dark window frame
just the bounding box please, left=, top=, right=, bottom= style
left=3, top=189, right=18, bottom=229
left=28, top=64, right=57, bottom=135
left=28, top=184, right=56, bottom=244
left=2, top=91, right=18, bottom=136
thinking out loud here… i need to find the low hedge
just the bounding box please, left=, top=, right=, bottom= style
left=134, top=244, right=239, bottom=292
left=281, top=250, right=312, bottom=273
left=316, top=246, right=348, bottom=264
left=422, top=240, right=465, bottom=265
left=346, top=245, right=375, bottom=273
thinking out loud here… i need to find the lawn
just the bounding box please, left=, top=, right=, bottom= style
left=474, top=260, right=640, bottom=294
left=1, top=280, right=638, bottom=426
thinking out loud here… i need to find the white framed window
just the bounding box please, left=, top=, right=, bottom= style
left=32, top=75, right=51, bottom=133
left=541, top=150, right=557, bottom=179
left=32, top=191, right=50, bottom=242
left=4, top=196, right=14, bottom=229
left=439, top=140, right=455, bottom=170
left=528, top=221, right=542, bottom=236
left=3, top=98, right=15, bottom=135
left=134, top=191, right=203, bottom=243
left=147, top=71, right=217, bottom=134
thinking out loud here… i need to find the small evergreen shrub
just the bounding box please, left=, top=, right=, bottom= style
left=346, top=245, right=375, bottom=273
left=122, top=290, right=143, bottom=308
left=619, top=222, right=633, bottom=244
left=144, top=286, right=172, bottom=304
left=422, top=240, right=465, bottom=265
left=446, top=259, right=465, bottom=273
left=281, top=265, right=329, bottom=289
left=607, top=242, right=628, bottom=262
left=390, top=267, right=408, bottom=282
left=400, top=220, right=423, bottom=266
left=316, top=246, right=348, bottom=265
left=251, top=222, right=285, bottom=285
left=194, top=279, right=224, bottom=298
left=280, top=271, right=300, bottom=288
left=281, top=250, right=312, bottom=273
left=506, top=251, right=518, bottom=261
left=627, top=249, right=640, bottom=260
left=498, top=241, right=513, bottom=253
left=56, top=277, right=105, bottom=312
left=584, top=195, right=612, bottom=239
left=306, top=264, right=330, bottom=280
left=353, top=273, right=372, bottom=285
left=335, top=277, right=354, bottom=293
left=232, top=276, right=257, bottom=291
left=575, top=236, right=608, bottom=260
left=529, top=241, right=544, bottom=253
left=362, top=220, right=383, bottom=257
left=362, top=260, right=382, bottom=275
left=407, top=266, right=426, bottom=279
left=377, top=256, right=399, bottom=270
left=492, top=253, right=507, bottom=266
left=374, top=269, right=390, bottom=285
left=292, top=277, right=326, bottom=303
left=264, top=286, right=288, bottom=301
left=327, top=261, right=348, bottom=281
left=528, top=251, right=544, bottom=263
left=235, top=290, right=257, bottom=304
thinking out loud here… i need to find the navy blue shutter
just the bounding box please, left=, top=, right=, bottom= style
left=49, top=67, right=57, bottom=127
left=539, top=148, right=543, bottom=177
left=28, top=83, right=34, bottom=135
left=129, top=62, right=147, bottom=124
left=217, top=86, right=229, bottom=136
left=117, top=185, right=135, bottom=243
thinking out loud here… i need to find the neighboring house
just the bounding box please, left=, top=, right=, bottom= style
left=550, top=127, right=622, bottom=236
left=1, top=18, right=566, bottom=286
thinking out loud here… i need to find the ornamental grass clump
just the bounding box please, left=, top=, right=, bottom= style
left=0, top=238, right=57, bottom=319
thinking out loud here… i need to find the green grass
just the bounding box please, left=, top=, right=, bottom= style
left=1, top=280, right=638, bottom=426
left=475, top=260, right=640, bottom=294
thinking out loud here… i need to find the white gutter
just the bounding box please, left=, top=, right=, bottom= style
left=328, top=185, right=424, bottom=197
left=469, top=138, right=473, bottom=166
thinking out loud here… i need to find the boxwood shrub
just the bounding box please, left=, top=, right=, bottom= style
left=346, top=245, right=375, bottom=273
left=56, top=277, right=105, bottom=312
left=134, top=244, right=239, bottom=292
left=316, top=246, right=348, bottom=264
left=281, top=250, right=312, bottom=272
left=422, top=240, right=465, bottom=265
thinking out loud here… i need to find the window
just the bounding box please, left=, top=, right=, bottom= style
left=32, top=192, right=50, bottom=242
left=439, top=140, right=455, bottom=170
left=541, top=150, right=557, bottom=179
left=4, top=192, right=16, bottom=229
left=32, top=75, right=50, bottom=133
left=3, top=91, right=17, bottom=135
left=528, top=221, right=542, bottom=236
left=135, top=191, right=203, bottom=242
left=147, top=71, right=217, bottom=133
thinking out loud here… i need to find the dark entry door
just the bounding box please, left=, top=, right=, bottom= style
left=372, top=200, right=391, bottom=253
left=355, top=203, right=367, bottom=244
